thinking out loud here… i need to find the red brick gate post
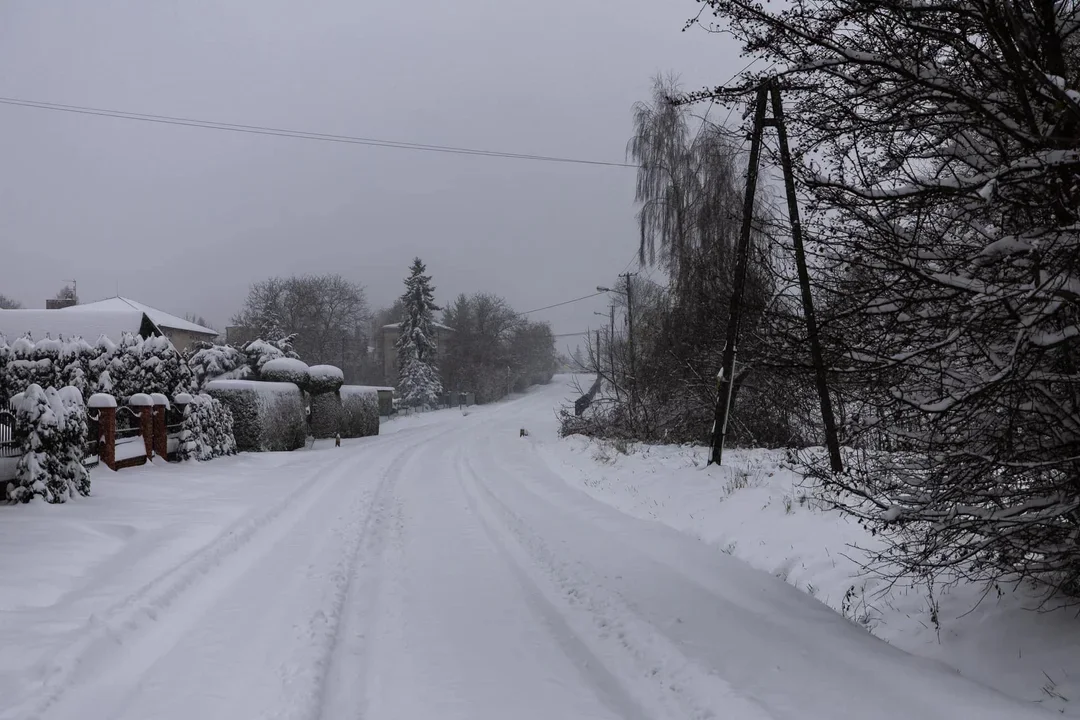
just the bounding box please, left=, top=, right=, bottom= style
left=88, top=393, right=117, bottom=470
left=151, top=393, right=169, bottom=460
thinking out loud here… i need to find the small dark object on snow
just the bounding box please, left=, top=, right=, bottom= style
left=520, top=428, right=529, bottom=437
left=335, top=432, right=341, bottom=447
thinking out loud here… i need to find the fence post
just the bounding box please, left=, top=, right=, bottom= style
left=88, top=393, right=117, bottom=470
left=129, top=394, right=155, bottom=460
left=151, top=393, right=170, bottom=460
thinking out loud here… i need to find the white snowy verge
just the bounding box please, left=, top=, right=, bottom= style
left=537, top=436, right=1080, bottom=715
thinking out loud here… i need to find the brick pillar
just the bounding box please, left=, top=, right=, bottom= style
left=98, top=406, right=116, bottom=470
left=153, top=405, right=168, bottom=459
left=140, top=408, right=153, bottom=459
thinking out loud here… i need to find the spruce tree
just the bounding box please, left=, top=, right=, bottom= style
left=396, top=258, right=443, bottom=408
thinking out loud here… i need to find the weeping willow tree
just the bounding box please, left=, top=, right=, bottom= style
left=591, top=76, right=806, bottom=446
left=629, top=76, right=752, bottom=293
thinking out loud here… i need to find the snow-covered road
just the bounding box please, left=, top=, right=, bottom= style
left=1, top=378, right=1051, bottom=719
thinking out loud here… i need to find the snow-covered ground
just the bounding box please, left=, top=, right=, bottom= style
left=0, top=376, right=1059, bottom=719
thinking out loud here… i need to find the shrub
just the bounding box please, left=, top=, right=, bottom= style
left=205, top=379, right=306, bottom=452
left=307, top=364, right=344, bottom=395
left=309, top=392, right=343, bottom=439
left=6, top=384, right=90, bottom=503
left=179, top=394, right=237, bottom=461
left=340, top=385, right=379, bottom=438
left=259, top=357, right=311, bottom=392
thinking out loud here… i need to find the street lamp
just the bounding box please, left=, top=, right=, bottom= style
left=596, top=285, right=626, bottom=296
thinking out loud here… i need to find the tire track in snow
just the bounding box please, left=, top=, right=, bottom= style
left=455, top=447, right=776, bottom=720
left=10, top=428, right=427, bottom=720
left=450, top=445, right=654, bottom=720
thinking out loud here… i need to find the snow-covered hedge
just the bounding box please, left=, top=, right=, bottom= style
left=6, top=384, right=90, bottom=503
left=179, top=394, right=237, bottom=461
left=259, top=357, right=310, bottom=391
left=204, top=379, right=306, bottom=452
left=340, top=385, right=379, bottom=438
left=0, top=332, right=192, bottom=403
left=309, top=392, right=343, bottom=439
left=307, top=364, right=344, bottom=395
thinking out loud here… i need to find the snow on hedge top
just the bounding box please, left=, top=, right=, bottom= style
left=261, top=358, right=310, bottom=375
left=150, top=393, right=170, bottom=407
left=66, top=296, right=217, bottom=336
left=205, top=379, right=303, bottom=395
left=87, top=393, right=117, bottom=408
left=128, top=393, right=154, bottom=406
left=340, top=385, right=380, bottom=397
left=0, top=308, right=146, bottom=344
left=174, top=392, right=194, bottom=404
left=308, top=364, right=344, bottom=381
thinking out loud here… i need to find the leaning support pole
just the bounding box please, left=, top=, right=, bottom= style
left=709, top=85, right=768, bottom=466
left=768, top=80, right=843, bottom=473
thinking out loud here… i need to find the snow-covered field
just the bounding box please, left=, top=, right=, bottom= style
left=0, top=376, right=1060, bottom=719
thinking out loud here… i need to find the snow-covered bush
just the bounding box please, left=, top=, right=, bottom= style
left=307, top=364, right=344, bottom=395
left=259, top=357, right=310, bottom=391
left=340, top=385, right=379, bottom=438
left=6, top=384, right=90, bottom=503
left=179, top=394, right=237, bottom=461
left=243, top=335, right=300, bottom=377
left=185, top=341, right=248, bottom=389
left=204, top=379, right=306, bottom=452
left=309, top=391, right=343, bottom=439
left=111, top=334, right=192, bottom=401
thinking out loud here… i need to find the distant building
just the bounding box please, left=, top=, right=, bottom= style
left=0, top=296, right=218, bottom=352
left=65, top=297, right=218, bottom=352
left=376, top=322, right=454, bottom=387
left=225, top=325, right=258, bottom=347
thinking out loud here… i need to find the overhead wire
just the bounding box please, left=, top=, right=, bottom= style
left=0, top=96, right=638, bottom=169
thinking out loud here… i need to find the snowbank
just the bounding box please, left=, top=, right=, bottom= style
left=539, top=436, right=1080, bottom=715
left=205, top=380, right=306, bottom=452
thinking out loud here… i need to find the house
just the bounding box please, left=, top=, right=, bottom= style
left=0, top=297, right=218, bottom=352
left=62, top=297, right=218, bottom=351
left=376, top=321, right=454, bottom=387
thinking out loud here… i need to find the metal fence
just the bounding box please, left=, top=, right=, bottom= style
left=0, top=399, right=16, bottom=458
left=115, top=405, right=144, bottom=461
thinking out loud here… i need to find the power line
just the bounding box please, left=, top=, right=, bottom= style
left=518, top=292, right=605, bottom=315
left=0, top=96, right=638, bottom=169
left=553, top=330, right=591, bottom=338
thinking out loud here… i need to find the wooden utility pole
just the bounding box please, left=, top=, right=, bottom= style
left=620, top=272, right=637, bottom=427
left=710, top=85, right=767, bottom=467
left=769, top=84, right=843, bottom=473
left=708, top=80, right=843, bottom=473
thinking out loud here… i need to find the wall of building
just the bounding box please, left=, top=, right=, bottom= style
left=162, top=328, right=218, bottom=353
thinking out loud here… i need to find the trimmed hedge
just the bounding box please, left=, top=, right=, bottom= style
left=259, top=358, right=310, bottom=391
left=309, top=392, right=343, bottom=439
left=205, top=379, right=306, bottom=452
left=340, top=385, right=379, bottom=438
left=179, top=394, right=237, bottom=461
left=308, top=364, right=344, bottom=395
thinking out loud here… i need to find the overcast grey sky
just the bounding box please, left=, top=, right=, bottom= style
left=0, top=0, right=742, bottom=344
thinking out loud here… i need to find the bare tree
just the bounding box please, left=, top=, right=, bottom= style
left=232, top=274, right=370, bottom=375
left=693, top=0, right=1080, bottom=597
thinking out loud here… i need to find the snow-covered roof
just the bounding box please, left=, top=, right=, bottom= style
left=68, top=297, right=217, bottom=336
left=382, top=322, right=455, bottom=332
left=0, top=308, right=151, bottom=343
